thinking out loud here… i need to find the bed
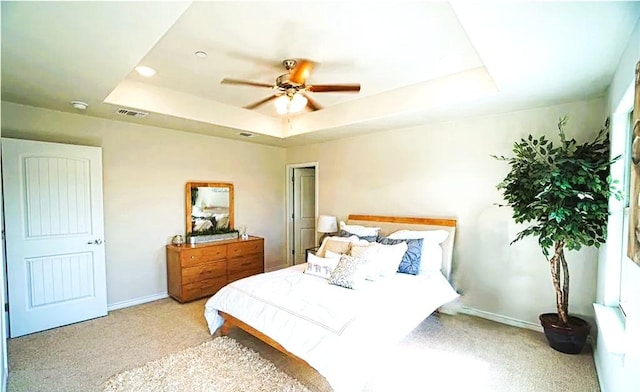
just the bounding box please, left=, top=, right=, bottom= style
left=204, top=215, right=459, bottom=392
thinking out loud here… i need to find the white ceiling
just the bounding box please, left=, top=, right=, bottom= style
left=2, top=1, right=639, bottom=147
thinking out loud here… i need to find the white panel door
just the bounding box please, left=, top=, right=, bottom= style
left=293, top=168, right=316, bottom=265
left=2, top=138, right=107, bottom=337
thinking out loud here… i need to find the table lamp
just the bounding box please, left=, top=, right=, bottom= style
left=317, top=215, right=338, bottom=246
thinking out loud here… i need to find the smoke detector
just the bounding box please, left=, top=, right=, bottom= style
left=70, top=101, right=88, bottom=110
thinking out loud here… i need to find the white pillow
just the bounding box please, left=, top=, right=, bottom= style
left=349, top=243, right=380, bottom=281
left=339, top=221, right=380, bottom=237
left=305, top=253, right=340, bottom=279
left=324, top=249, right=343, bottom=259
left=388, top=229, right=449, bottom=243
left=375, top=241, right=408, bottom=277
left=387, top=229, right=449, bottom=272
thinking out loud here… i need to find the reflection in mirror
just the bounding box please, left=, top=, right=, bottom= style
left=185, top=182, right=234, bottom=235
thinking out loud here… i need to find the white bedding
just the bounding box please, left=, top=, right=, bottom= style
left=204, top=264, right=459, bottom=392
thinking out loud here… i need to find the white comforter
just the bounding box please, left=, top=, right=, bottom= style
left=204, top=264, right=459, bottom=392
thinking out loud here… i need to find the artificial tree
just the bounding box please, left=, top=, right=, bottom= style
left=493, top=117, right=620, bottom=326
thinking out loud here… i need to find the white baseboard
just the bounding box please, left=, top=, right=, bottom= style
left=107, top=292, right=169, bottom=312
left=457, top=306, right=598, bottom=351
left=458, top=306, right=544, bottom=333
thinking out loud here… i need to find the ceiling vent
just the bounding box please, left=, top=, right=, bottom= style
left=238, top=132, right=256, bottom=138
left=115, top=108, right=148, bottom=118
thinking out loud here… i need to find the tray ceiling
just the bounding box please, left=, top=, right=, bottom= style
left=2, top=1, right=638, bottom=146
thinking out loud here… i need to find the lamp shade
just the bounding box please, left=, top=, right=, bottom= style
left=317, top=215, right=338, bottom=233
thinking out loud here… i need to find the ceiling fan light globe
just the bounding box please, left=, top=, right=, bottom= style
left=275, top=95, right=289, bottom=114
left=289, top=94, right=308, bottom=113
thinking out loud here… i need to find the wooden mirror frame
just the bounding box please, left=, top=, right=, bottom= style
left=185, top=182, right=234, bottom=235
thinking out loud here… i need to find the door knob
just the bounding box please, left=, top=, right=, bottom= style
left=87, top=239, right=103, bottom=245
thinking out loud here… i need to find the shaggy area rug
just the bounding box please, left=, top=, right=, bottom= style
left=103, top=336, right=311, bottom=392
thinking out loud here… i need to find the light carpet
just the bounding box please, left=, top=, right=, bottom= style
left=8, top=298, right=599, bottom=392
left=102, top=336, right=310, bottom=392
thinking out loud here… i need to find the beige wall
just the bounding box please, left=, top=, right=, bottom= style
left=287, top=98, right=606, bottom=326
left=1, top=102, right=286, bottom=306
left=0, top=97, right=610, bottom=326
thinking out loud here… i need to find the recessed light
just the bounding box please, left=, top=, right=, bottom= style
left=70, top=101, right=88, bottom=110
left=135, top=65, right=156, bottom=77
left=195, top=51, right=208, bottom=59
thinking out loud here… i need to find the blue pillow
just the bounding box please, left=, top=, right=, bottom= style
left=377, top=237, right=423, bottom=275
left=338, top=229, right=378, bottom=242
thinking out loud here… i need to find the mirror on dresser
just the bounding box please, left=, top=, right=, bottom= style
left=185, top=182, right=234, bottom=235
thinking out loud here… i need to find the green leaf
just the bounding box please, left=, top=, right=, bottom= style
left=493, top=115, right=617, bottom=314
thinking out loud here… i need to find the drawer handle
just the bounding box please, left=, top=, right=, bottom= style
left=241, top=262, right=252, bottom=267
left=190, top=256, right=195, bottom=259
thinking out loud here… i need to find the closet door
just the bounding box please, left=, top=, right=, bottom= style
left=2, top=138, right=107, bottom=337
left=293, top=167, right=316, bottom=265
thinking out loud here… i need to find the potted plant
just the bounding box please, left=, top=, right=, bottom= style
left=493, top=116, right=621, bottom=354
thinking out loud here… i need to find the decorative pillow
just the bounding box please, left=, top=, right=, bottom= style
left=338, top=229, right=378, bottom=242
left=317, top=236, right=355, bottom=257
left=349, top=243, right=380, bottom=281
left=324, top=249, right=343, bottom=259
left=387, top=229, right=449, bottom=272
left=377, top=237, right=424, bottom=275
left=375, top=242, right=408, bottom=277
left=328, top=254, right=369, bottom=289
left=305, top=253, right=340, bottom=279
left=339, top=221, right=380, bottom=237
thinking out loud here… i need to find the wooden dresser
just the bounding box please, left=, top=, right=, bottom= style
left=166, top=236, right=264, bottom=303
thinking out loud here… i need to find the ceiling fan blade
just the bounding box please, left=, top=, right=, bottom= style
left=289, top=59, right=315, bottom=85
left=307, top=84, right=361, bottom=93
left=221, top=78, right=274, bottom=88
left=302, top=93, right=322, bottom=111
left=243, top=95, right=279, bottom=110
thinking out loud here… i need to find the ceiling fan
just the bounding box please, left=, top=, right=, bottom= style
left=220, top=59, right=361, bottom=114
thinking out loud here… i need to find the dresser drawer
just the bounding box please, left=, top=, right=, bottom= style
left=227, top=254, right=263, bottom=275
left=228, top=266, right=264, bottom=284
left=167, top=237, right=265, bottom=303
left=182, top=276, right=227, bottom=302
left=180, top=245, right=227, bottom=267
left=227, top=240, right=263, bottom=258
left=182, top=261, right=226, bottom=283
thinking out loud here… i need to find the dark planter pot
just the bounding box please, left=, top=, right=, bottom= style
left=539, top=313, right=590, bottom=354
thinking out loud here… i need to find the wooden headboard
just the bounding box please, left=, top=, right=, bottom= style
left=346, top=214, right=457, bottom=282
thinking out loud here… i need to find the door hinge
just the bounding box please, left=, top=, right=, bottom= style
left=291, top=249, right=295, bottom=255
left=4, top=303, right=8, bottom=312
